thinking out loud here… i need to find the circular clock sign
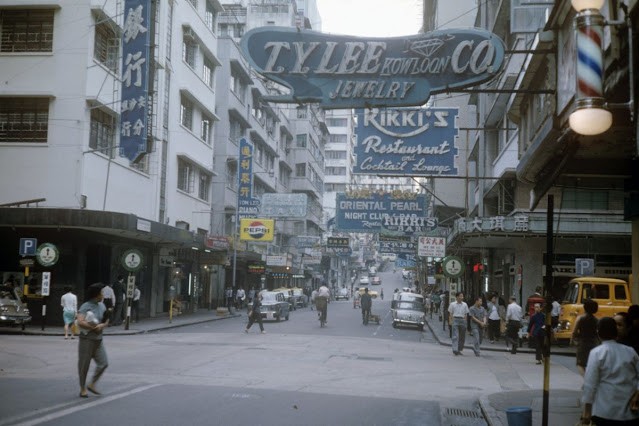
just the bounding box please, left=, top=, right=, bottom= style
left=442, top=256, right=465, bottom=278
left=36, top=243, right=59, bottom=267
left=121, top=249, right=144, bottom=272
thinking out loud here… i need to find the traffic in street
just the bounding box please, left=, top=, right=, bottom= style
left=0, top=264, right=584, bottom=426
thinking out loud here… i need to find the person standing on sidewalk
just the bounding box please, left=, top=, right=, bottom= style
left=245, top=292, right=265, bottom=334
left=581, top=317, right=639, bottom=425
left=505, top=296, right=523, bottom=354
left=360, top=288, right=372, bottom=325
left=487, top=295, right=501, bottom=343
left=448, top=292, right=469, bottom=356
left=527, top=303, right=546, bottom=364
left=469, top=296, right=487, bottom=356
left=131, top=285, right=141, bottom=323
left=76, top=283, right=110, bottom=398
left=111, top=276, right=125, bottom=326
left=61, top=285, right=77, bottom=340
left=572, top=298, right=600, bottom=376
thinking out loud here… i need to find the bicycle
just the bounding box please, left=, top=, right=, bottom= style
left=316, top=296, right=328, bottom=328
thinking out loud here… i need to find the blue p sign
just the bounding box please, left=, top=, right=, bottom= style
left=19, top=238, right=37, bottom=256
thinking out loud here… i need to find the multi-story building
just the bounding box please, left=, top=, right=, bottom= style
left=439, top=0, right=636, bottom=303
left=0, top=0, right=331, bottom=324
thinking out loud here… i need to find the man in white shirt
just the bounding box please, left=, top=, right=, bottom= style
left=316, top=285, right=330, bottom=323
left=101, top=284, right=115, bottom=314
left=448, top=292, right=469, bottom=356
left=582, top=317, right=639, bottom=425
left=487, top=295, right=502, bottom=343
left=550, top=297, right=561, bottom=330
left=505, top=296, right=523, bottom=354
left=61, top=286, right=77, bottom=339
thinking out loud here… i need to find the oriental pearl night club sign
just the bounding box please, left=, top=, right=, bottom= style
left=240, top=26, right=505, bottom=109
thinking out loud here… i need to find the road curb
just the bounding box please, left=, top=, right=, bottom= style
left=0, top=313, right=242, bottom=336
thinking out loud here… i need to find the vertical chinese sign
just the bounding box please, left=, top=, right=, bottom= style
left=120, top=0, right=151, bottom=162
left=237, top=138, right=261, bottom=219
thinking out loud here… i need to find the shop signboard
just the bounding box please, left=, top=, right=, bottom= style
left=239, top=218, right=274, bottom=242
left=354, top=107, right=459, bottom=176
left=120, top=0, right=151, bottom=162
left=260, top=193, right=307, bottom=217
left=238, top=138, right=261, bottom=219
left=296, top=236, right=320, bottom=248
left=418, top=236, right=446, bottom=258
left=335, top=191, right=435, bottom=234
left=240, top=27, right=505, bottom=109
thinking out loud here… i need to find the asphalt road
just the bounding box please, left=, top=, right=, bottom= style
left=0, top=268, right=495, bottom=426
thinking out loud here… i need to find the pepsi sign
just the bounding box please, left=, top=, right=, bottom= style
left=239, top=218, right=274, bottom=242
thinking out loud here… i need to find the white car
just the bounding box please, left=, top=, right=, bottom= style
left=335, top=288, right=350, bottom=301
left=359, top=276, right=370, bottom=285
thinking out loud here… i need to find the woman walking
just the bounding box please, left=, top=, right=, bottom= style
left=61, top=285, right=77, bottom=340
left=572, top=298, right=599, bottom=376
left=245, top=292, right=265, bottom=334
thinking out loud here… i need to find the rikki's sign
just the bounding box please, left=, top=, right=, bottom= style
left=240, top=27, right=505, bottom=109
left=355, top=107, right=459, bottom=176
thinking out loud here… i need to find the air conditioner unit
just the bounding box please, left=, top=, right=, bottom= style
left=183, top=27, right=196, bottom=41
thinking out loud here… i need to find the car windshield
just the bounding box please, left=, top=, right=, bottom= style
left=396, top=301, right=423, bottom=311
left=261, top=293, right=280, bottom=302
left=563, top=284, right=579, bottom=304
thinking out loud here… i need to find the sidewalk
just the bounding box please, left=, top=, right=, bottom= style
left=425, top=315, right=582, bottom=426
left=0, top=309, right=242, bottom=336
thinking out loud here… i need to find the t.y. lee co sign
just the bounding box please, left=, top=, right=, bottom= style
left=240, top=26, right=505, bottom=109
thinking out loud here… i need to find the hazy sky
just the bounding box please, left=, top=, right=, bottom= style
left=316, top=0, right=422, bottom=37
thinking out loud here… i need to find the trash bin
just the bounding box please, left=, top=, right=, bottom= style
left=505, top=406, right=532, bottom=426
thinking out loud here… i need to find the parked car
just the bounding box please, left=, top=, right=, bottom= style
left=555, top=276, right=631, bottom=341
left=335, top=288, right=350, bottom=301
left=371, top=276, right=382, bottom=286
left=0, top=286, right=31, bottom=330
left=273, top=287, right=296, bottom=311
left=290, top=287, right=307, bottom=308
left=253, top=291, right=290, bottom=322
left=392, top=300, right=426, bottom=331
left=359, top=276, right=370, bottom=285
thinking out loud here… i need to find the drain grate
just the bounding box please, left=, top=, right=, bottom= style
left=356, top=355, right=388, bottom=361
left=446, top=408, right=483, bottom=419
left=442, top=407, right=487, bottom=426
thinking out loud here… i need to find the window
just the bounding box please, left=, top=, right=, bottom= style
left=326, top=118, right=347, bottom=127
left=93, top=21, right=118, bottom=73
left=183, top=38, right=197, bottom=68
left=226, top=162, right=237, bottom=190
left=296, top=134, right=307, bottom=148
left=0, top=97, right=49, bottom=142
left=295, top=163, right=306, bottom=177
left=615, top=285, right=627, bottom=300
left=325, top=167, right=346, bottom=176
left=200, top=118, right=211, bottom=144
left=199, top=173, right=210, bottom=201
left=0, top=9, right=54, bottom=52
left=205, top=1, right=217, bottom=33
left=89, top=108, right=116, bottom=157
left=178, top=159, right=194, bottom=192
left=561, top=189, right=608, bottom=210
left=326, top=150, right=347, bottom=160
left=180, top=98, right=193, bottom=130
left=203, top=58, right=214, bottom=88
left=328, top=134, right=347, bottom=143
left=229, top=117, right=243, bottom=142
left=296, top=107, right=307, bottom=119
left=230, top=70, right=246, bottom=101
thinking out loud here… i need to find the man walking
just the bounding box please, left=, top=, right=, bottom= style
left=360, top=288, right=372, bottom=325
left=469, top=296, right=487, bottom=356
left=76, top=283, right=110, bottom=398
left=487, top=295, right=501, bottom=343
left=505, top=296, right=523, bottom=354
left=448, top=292, right=469, bottom=355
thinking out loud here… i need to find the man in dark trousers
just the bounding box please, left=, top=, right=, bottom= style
left=111, top=276, right=125, bottom=326
left=360, top=288, right=372, bottom=325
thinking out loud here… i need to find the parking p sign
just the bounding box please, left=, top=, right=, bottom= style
left=19, top=238, right=37, bottom=256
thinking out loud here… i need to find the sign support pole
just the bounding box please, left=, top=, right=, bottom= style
left=125, top=273, right=134, bottom=330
